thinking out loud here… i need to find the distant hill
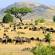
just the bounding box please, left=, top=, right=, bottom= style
left=0, top=2, right=55, bottom=20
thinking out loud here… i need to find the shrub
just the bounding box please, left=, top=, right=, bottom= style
left=3, top=13, right=13, bottom=23
left=35, top=20, right=39, bottom=25
left=35, top=18, right=45, bottom=25
left=31, top=44, right=55, bottom=55
left=53, top=16, right=55, bottom=22
left=39, top=18, right=45, bottom=23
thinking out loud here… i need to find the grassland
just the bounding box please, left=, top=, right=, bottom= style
left=0, top=19, right=55, bottom=55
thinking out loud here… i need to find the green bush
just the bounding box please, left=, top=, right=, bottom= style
left=35, top=20, right=39, bottom=25
left=35, top=18, right=45, bottom=25
left=3, top=13, right=13, bottom=23
left=31, top=44, right=55, bottom=55
left=39, top=18, right=45, bottom=23
left=53, top=16, right=55, bottom=22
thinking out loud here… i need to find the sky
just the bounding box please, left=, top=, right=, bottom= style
left=0, top=0, right=55, bottom=9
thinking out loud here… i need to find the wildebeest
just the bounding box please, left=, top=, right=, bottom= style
left=3, top=33, right=6, bottom=36
left=13, top=37, right=31, bottom=44
left=13, top=37, right=22, bottom=44
left=42, top=38, right=50, bottom=42
left=40, top=27, right=44, bottom=30
left=24, top=26, right=28, bottom=29
left=35, top=37, right=40, bottom=41
left=39, top=27, right=46, bottom=30
left=35, top=37, right=42, bottom=42
left=45, top=28, right=55, bottom=33
left=32, top=26, right=37, bottom=31
left=19, top=26, right=22, bottom=29
left=2, top=37, right=7, bottom=44
left=7, top=38, right=13, bottom=43
left=29, top=28, right=32, bottom=30
left=42, top=30, right=47, bottom=34
left=13, top=27, right=16, bottom=31
left=30, top=37, right=35, bottom=40
left=2, top=35, right=12, bottom=44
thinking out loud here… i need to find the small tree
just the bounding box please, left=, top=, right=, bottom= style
left=53, top=16, right=55, bottom=22
left=3, top=13, right=13, bottom=23
left=45, top=33, right=51, bottom=45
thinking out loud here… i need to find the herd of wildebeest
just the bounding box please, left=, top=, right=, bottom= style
left=0, top=22, right=55, bottom=44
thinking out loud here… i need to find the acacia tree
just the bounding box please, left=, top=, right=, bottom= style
left=5, top=7, right=32, bottom=23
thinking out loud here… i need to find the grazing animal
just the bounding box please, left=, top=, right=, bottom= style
left=3, top=33, right=6, bottom=36
left=13, top=37, right=31, bottom=44
left=24, top=26, right=28, bottom=29
left=43, top=38, right=49, bottom=42
left=30, top=37, right=35, bottom=40
left=13, top=37, right=22, bottom=44
left=42, top=30, right=46, bottom=34
left=45, top=28, right=55, bottom=33
left=19, top=27, right=22, bottom=29
left=22, top=37, right=31, bottom=43
left=32, top=27, right=37, bottom=31
left=36, top=37, right=40, bottom=41
left=7, top=38, right=12, bottom=43
left=29, top=28, right=32, bottom=30
left=2, top=37, right=7, bottom=44
left=2, top=36, right=9, bottom=44
left=40, top=27, right=44, bottom=30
